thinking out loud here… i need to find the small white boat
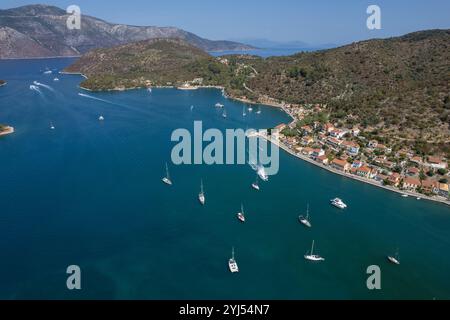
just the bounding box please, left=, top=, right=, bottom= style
left=222, top=109, right=227, bottom=118
left=215, top=103, right=224, bottom=108
left=251, top=175, right=260, bottom=191
left=228, top=247, right=239, bottom=273
left=299, top=204, right=312, bottom=228
left=387, top=249, right=400, bottom=265
left=257, top=166, right=269, bottom=181
left=98, top=115, right=105, bottom=121
left=147, top=88, right=152, bottom=93
left=248, top=106, right=253, bottom=112
left=416, top=197, right=421, bottom=200
left=198, top=179, right=205, bottom=205
left=330, top=197, right=347, bottom=209
left=43, top=70, right=52, bottom=74
left=237, top=204, right=246, bottom=222
left=304, top=240, right=325, bottom=262
left=162, top=163, right=172, bottom=185
left=53, top=77, right=59, bottom=81
left=401, top=194, right=409, bottom=198
left=243, top=106, right=247, bottom=117
left=256, top=107, right=261, bottom=114
left=50, top=122, right=55, bottom=130
left=190, top=105, right=194, bottom=111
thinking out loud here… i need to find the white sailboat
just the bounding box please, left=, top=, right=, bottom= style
left=237, top=203, right=246, bottom=222
left=256, top=107, right=261, bottom=114
left=248, top=106, right=253, bottom=112
left=222, top=108, right=227, bottom=118
left=98, top=115, right=105, bottom=121
left=50, top=122, right=55, bottom=130
left=387, top=249, right=400, bottom=265
left=243, top=106, right=247, bottom=117
left=304, top=240, right=325, bottom=261
left=162, top=163, right=172, bottom=185
left=215, top=102, right=224, bottom=108
left=257, top=166, right=269, bottom=181
left=251, top=175, right=260, bottom=191
left=198, top=179, right=205, bottom=205
left=228, top=247, right=239, bottom=273
left=299, top=204, right=312, bottom=228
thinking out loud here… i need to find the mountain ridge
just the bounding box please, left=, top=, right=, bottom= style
left=0, top=4, right=254, bottom=59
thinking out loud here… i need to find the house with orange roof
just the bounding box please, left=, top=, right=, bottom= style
left=341, top=140, right=360, bottom=156
left=316, top=154, right=329, bottom=165
left=422, top=179, right=439, bottom=194
left=331, top=158, right=350, bottom=172
left=356, top=166, right=373, bottom=178
left=403, top=177, right=421, bottom=191
left=427, top=156, right=448, bottom=169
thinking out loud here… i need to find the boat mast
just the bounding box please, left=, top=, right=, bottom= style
left=200, top=179, right=204, bottom=194
left=311, top=240, right=315, bottom=255
left=232, top=247, right=235, bottom=260
left=165, top=163, right=170, bottom=179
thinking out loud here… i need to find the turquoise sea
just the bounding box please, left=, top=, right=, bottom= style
left=0, top=58, right=449, bottom=299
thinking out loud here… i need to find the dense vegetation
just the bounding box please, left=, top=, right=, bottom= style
left=234, top=30, right=450, bottom=154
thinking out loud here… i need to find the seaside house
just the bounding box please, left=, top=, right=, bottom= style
left=410, top=156, right=423, bottom=165
left=331, top=158, right=350, bottom=172
left=326, top=137, right=343, bottom=149
left=301, top=136, right=314, bottom=146
left=330, top=129, right=348, bottom=139
left=387, top=172, right=401, bottom=186
left=322, top=123, right=335, bottom=133
left=341, top=140, right=360, bottom=156
left=352, top=160, right=363, bottom=168
left=407, top=167, right=420, bottom=176
left=368, top=140, right=378, bottom=148
left=316, top=154, right=329, bottom=165
left=311, top=149, right=325, bottom=159
left=351, top=127, right=361, bottom=137
left=403, top=177, right=421, bottom=191
left=427, top=156, right=448, bottom=169
left=422, top=179, right=439, bottom=194
left=356, top=166, right=373, bottom=178
left=302, top=147, right=315, bottom=156
left=439, top=183, right=449, bottom=197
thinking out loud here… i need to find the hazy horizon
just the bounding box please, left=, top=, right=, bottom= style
left=1, top=1, right=449, bottom=46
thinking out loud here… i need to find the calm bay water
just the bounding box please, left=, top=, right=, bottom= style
left=0, top=58, right=449, bottom=299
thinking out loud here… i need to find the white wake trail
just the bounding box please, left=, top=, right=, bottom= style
left=33, top=81, right=55, bottom=92
left=29, top=85, right=43, bottom=95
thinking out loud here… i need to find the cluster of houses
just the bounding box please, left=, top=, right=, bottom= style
left=274, top=120, right=450, bottom=199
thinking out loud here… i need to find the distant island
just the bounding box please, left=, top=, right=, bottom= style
left=65, top=29, right=450, bottom=203
left=0, top=4, right=254, bottom=59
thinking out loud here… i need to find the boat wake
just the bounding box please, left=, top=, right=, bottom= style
left=29, top=85, right=43, bottom=95
left=78, top=93, right=117, bottom=105
left=33, top=81, right=55, bottom=92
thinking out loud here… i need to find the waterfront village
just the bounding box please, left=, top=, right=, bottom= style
left=262, top=102, right=450, bottom=202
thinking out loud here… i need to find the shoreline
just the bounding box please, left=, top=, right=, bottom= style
left=257, top=132, right=450, bottom=207
left=67, top=73, right=449, bottom=206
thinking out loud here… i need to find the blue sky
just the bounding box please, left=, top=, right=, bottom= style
left=1, top=0, right=449, bottom=45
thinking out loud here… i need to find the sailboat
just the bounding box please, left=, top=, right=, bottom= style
left=256, top=106, right=261, bottom=114
left=162, top=163, right=172, bottom=185
left=299, top=204, right=312, bottom=228
left=98, top=115, right=105, bottom=121
left=50, top=122, right=55, bottom=130
left=215, top=102, right=224, bottom=108
left=228, top=247, right=239, bottom=273
left=198, top=179, right=205, bottom=205
left=248, top=105, right=253, bottom=112
left=251, top=175, right=260, bottom=191
left=237, top=204, right=246, bottom=222
left=222, top=108, right=227, bottom=118
left=243, top=106, right=247, bottom=117
left=257, top=166, right=269, bottom=181
left=387, top=249, right=400, bottom=265
left=304, top=240, right=325, bottom=261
